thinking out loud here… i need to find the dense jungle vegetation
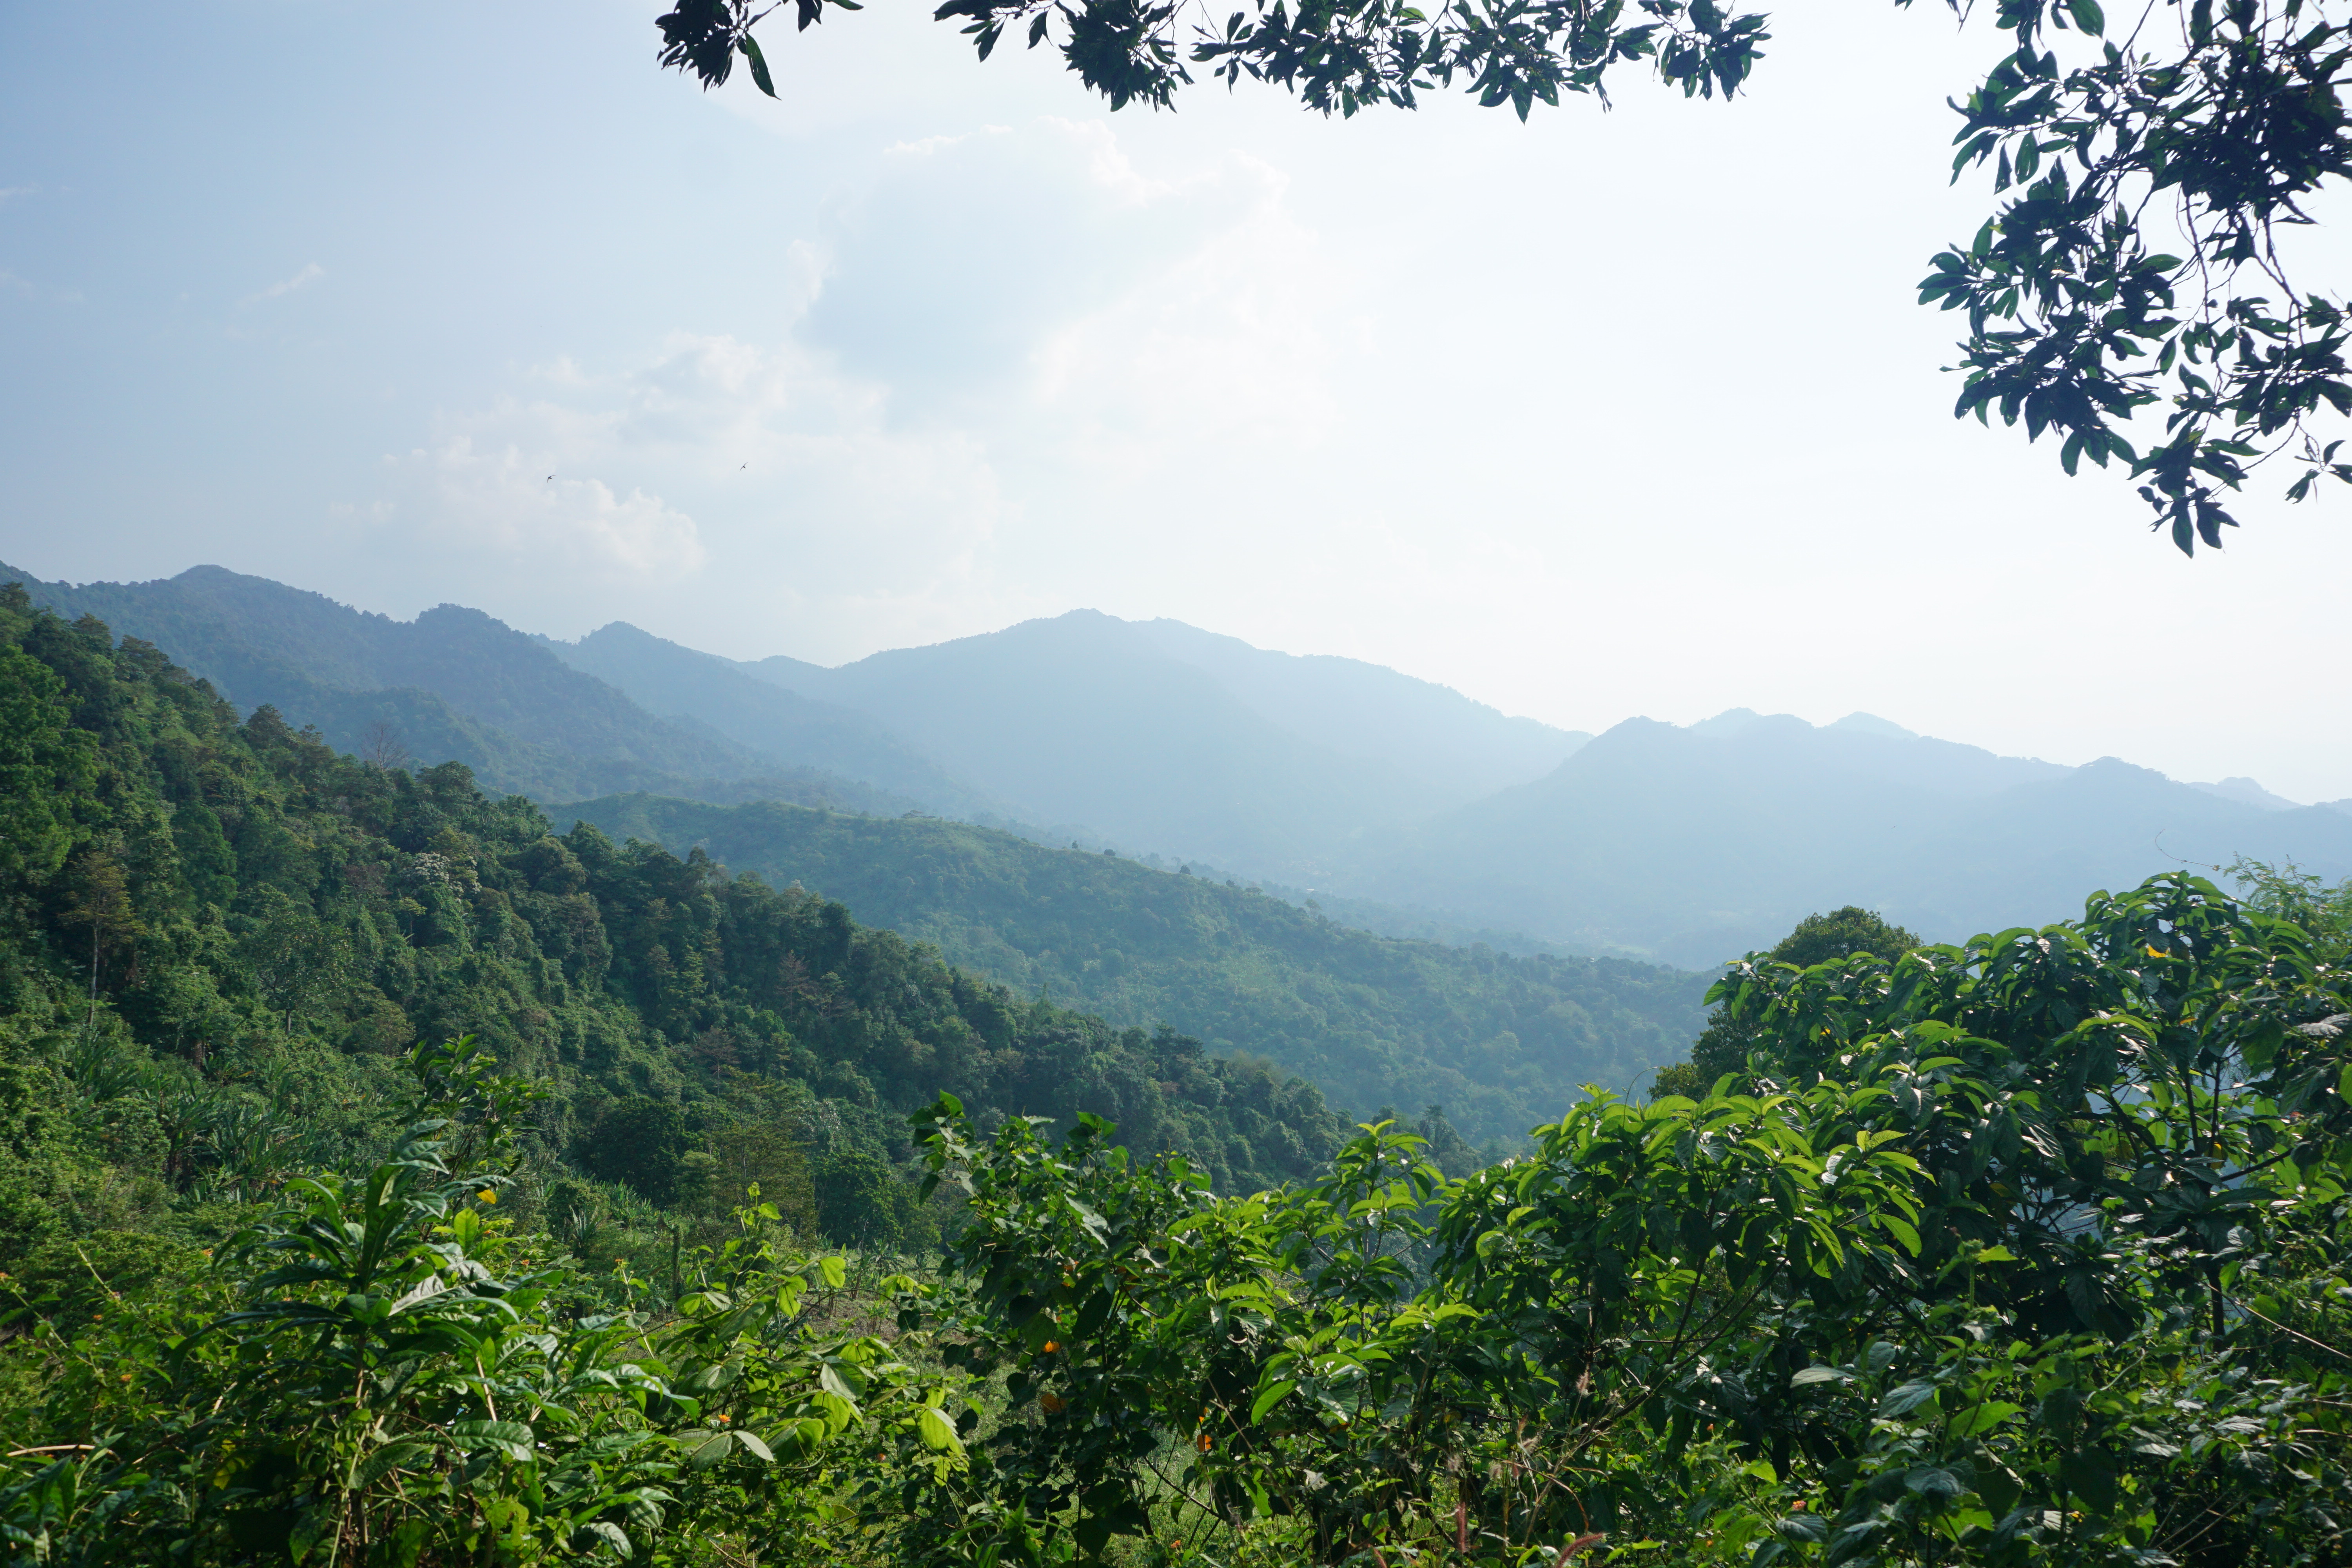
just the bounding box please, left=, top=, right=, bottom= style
left=2, top=588, right=2348, bottom=1567
left=560, top=795, right=1706, bottom=1145
left=0, top=586, right=1352, bottom=1269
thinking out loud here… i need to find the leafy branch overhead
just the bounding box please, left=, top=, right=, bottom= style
left=655, top=0, right=2352, bottom=553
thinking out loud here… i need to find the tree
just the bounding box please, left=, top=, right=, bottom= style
left=1651, top=904, right=1919, bottom=1097
left=0, top=630, right=96, bottom=894
left=656, top=0, right=2352, bottom=553
left=58, top=847, right=142, bottom=1028
left=576, top=1094, right=693, bottom=1204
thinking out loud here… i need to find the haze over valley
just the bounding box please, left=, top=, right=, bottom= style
left=18, top=561, right=2349, bottom=980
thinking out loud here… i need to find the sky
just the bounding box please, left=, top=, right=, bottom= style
left=4, top=1, right=2350, bottom=802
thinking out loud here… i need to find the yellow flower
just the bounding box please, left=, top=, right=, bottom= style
left=477, top=1189, right=497, bottom=1204
left=2145, top=945, right=2166, bottom=958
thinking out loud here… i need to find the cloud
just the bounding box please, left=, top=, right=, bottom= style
left=248, top=262, right=324, bottom=303
left=344, top=115, right=1363, bottom=655
left=0, top=186, right=35, bottom=207
left=356, top=324, right=1009, bottom=642
left=388, top=436, right=707, bottom=581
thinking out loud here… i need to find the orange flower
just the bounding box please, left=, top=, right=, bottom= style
left=1040, top=1392, right=1066, bottom=1413
left=1042, top=1341, right=1060, bottom=1354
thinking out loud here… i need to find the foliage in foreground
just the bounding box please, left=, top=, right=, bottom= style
left=5, top=868, right=2347, bottom=1567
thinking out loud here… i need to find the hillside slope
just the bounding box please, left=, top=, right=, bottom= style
left=552, top=793, right=1710, bottom=1142
left=0, top=587, right=1346, bottom=1233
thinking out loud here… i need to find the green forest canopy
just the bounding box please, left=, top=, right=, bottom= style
left=557, top=793, right=1707, bottom=1146
left=656, top=0, right=2352, bottom=555
left=0, top=586, right=1356, bottom=1275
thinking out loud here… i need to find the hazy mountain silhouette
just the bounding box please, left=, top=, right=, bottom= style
left=1350, top=711, right=2352, bottom=968
left=16, top=563, right=2348, bottom=973
left=731, top=608, right=1589, bottom=875
left=1, top=564, right=916, bottom=811
left=546, top=621, right=1003, bottom=817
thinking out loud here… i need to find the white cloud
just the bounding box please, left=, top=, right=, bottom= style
left=341, top=119, right=1344, bottom=653
left=248, top=262, right=324, bottom=303
left=390, top=436, right=706, bottom=580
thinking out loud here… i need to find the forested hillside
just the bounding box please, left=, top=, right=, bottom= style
left=0, top=588, right=1348, bottom=1272
left=555, top=793, right=1707, bottom=1142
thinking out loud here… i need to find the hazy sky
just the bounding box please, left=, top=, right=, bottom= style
left=5, top=2, right=2350, bottom=800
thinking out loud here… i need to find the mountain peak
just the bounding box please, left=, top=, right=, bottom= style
left=1829, top=711, right=1918, bottom=740
left=2187, top=775, right=2303, bottom=812
left=1686, top=708, right=1768, bottom=736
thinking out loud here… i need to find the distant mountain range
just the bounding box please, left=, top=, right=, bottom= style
left=13, top=561, right=2351, bottom=972
left=7, top=564, right=919, bottom=812
left=1349, top=708, right=2352, bottom=967
left=554, top=610, right=1586, bottom=876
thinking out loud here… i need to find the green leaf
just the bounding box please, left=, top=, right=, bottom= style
left=1877, top=1381, right=1938, bottom=1417
left=288, top=1506, right=333, bottom=1565
left=447, top=1420, right=535, bottom=1463
left=819, top=1255, right=847, bottom=1289
left=581, top=1521, right=632, bottom=1556
left=1949, top=1400, right=2022, bottom=1438
left=1791, top=1365, right=1849, bottom=1387
left=386, top=1274, right=447, bottom=1316
left=738, top=34, right=778, bottom=97
left=733, top=1429, right=775, bottom=1463
left=352, top=1439, right=435, bottom=1490
left=915, top=1405, right=965, bottom=1454
left=2067, top=0, right=2104, bottom=32
left=1905, top=1463, right=1966, bottom=1498
left=1250, top=1380, right=1297, bottom=1422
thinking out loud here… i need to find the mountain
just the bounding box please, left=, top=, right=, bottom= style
left=727, top=608, right=1589, bottom=877
left=1351, top=712, right=2352, bottom=968
left=20, top=564, right=2348, bottom=979
left=551, top=793, right=1708, bottom=1142
left=0, top=564, right=914, bottom=812
left=2188, top=776, right=2304, bottom=811
left=545, top=621, right=1001, bottom=817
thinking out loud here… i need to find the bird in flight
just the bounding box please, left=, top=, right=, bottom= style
left=545, top=474, right=553, bottom=482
